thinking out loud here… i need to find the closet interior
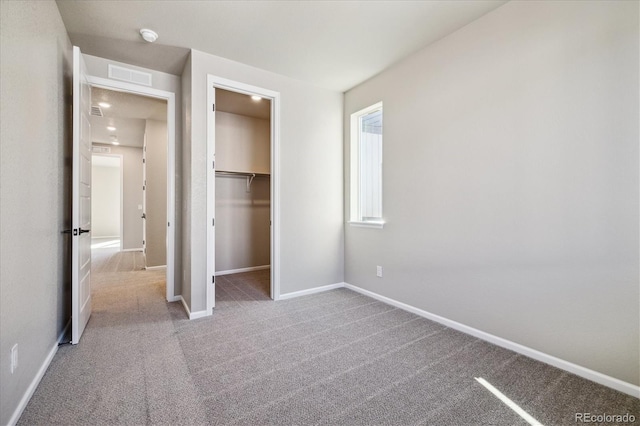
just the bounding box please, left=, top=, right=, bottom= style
left=215, top=88, right=272, bottom=300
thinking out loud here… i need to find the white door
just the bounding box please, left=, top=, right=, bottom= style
left=72, top=46, right=92, bottom=344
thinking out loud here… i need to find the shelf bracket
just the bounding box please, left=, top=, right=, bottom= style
left=246, top=173, right=256, bottom=192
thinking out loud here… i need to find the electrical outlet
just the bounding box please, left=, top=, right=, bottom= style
left=10, top=344, right=18, bottom=374
left=376, top=266, right=383, bottom=278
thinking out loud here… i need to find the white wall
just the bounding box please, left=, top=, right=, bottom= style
left=0, top=1, right=72, bottom=424
left=183, top=49, right=344, bottom=312
left=180, top=54, right=192, bottom=306
left=344, top=1, right=639, bottom=386
left=145, top=119, right=168, bottom=267
left=216, top=177, right=271, bottom=272
left=216, top=112, right=270, bottom=173
left=91, top=163, right=121, bottom=237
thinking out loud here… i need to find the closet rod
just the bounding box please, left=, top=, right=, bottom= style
left=215, top=170, right=269, bottom=191
left=215, top=170, right=270, bottom=178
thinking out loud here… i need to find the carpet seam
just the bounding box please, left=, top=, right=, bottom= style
left=199, top=315, right=434, bottom=403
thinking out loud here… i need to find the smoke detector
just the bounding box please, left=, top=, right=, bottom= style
left=140, top=29, right=158, bottom=43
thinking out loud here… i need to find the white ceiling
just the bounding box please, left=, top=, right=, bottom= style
left=56, top=0, right=507, bottom=92
left=217, top=89, right=271, bottom=120
left=91, top=87, right=167, bottom=148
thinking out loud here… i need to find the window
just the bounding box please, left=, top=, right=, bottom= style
left=350, top=102, right=383, bottom=228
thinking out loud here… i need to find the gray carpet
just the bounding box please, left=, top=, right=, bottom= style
left=91, top=242, right=146, bottom=275
left=18, top=254, right=639, bottom=425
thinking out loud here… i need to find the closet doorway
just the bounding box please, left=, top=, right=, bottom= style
left=206, top=76, right=281, bottom=312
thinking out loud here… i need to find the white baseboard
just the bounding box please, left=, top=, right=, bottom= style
left=145, top=265, right=166, bottom=271
left=177, top=296, right=210, bottom=320
left=167, top=295, right=181, bottom=303
left=8, top=317, right=77, bottom=425
left=189, top=309, right=210, bottom=320
left=279, top=282, right=346, bottom=300
left=215, top=265, right=270, bottom=276
left=7, top=340, right=59, bottom=426
left=343, top=283, right=640, bottom=398
left=121, top=248, right=143, bottom=252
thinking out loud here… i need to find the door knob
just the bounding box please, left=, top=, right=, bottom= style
left=141, top=213, right=146, bottom=219
left=79, top=228, right=90, bottom=234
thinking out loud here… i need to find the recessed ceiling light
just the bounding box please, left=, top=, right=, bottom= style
left=107, top=126, right=116, bottom=131
left=111, top=141, right=120, bottom=145
left=99, top=102, right=111, bottom=108
left=251, top=95, right=262, bottom=101
left=140, top=28, right=158, bottom=43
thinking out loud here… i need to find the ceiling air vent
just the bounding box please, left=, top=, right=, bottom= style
left=90, top=105, right=103, bottom=117
left=92, top=146, right=111, bottom=153
left=108, top=64, right=152, bottom=86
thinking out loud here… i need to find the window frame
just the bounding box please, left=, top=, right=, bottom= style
left=349, top=101, right=384, bottom=229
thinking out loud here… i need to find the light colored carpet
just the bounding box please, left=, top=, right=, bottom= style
left=91, top=243, right=145, bottom=275
left=17, top=253, right=640, bottom=425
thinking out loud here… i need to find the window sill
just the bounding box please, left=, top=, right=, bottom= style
left=348, top=221, right=385, bottom=229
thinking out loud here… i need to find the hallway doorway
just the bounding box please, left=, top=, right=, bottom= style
left=88, top=86, right=169, bottom=293
left=86, top=71, right=177, bottom=303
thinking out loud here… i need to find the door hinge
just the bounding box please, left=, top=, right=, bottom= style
left=168, top=221, right=170, bottom=227
left=212, top=276, right=215, bottom=283
left=212, top=160, right=215, bottom=169
left=212, top=218, right=215, bottom=226
left=143, top=185, right=145, bottom=190
left=212, top=104, right=215, bottom=112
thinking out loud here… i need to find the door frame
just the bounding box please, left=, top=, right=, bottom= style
left=206, top=74, right=281, bottom=313
left=88, top=75, right=177, bottom=303
left=90, top=153, right=124, bottom=247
